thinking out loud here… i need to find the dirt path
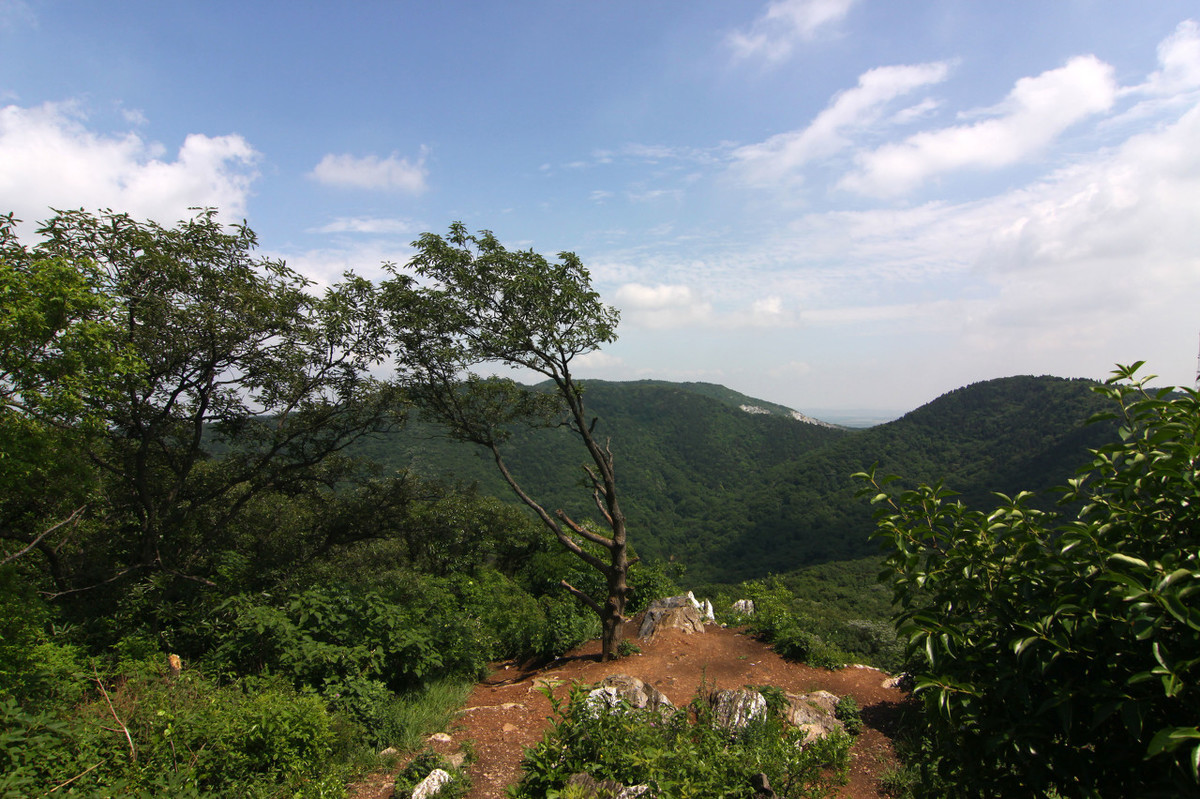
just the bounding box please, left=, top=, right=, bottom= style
left=349, top=623, right=908, bottom=798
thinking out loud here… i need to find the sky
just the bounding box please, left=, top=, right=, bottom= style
left=2, top=1, right=1199, bottom=419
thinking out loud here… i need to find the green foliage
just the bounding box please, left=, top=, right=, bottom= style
left=0, top=663, right=346, bottom=798
left=358, top=375, right=1111, bottom=585
left=8, top=207, right=403, bottom=610
left=730, top=578, right=851, bottom=670
left=513, top=684, right=851, bottom=798
left=860, top=363, right=1200, bottom=797
left=834, top=695, right=863, bottom=736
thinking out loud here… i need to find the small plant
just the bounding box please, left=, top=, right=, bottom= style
left=617, top=639, right=641, bottom=657
left=835, top=695, right=863, bottom=735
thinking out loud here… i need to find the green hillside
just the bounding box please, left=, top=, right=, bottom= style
left=359, top=374, right=1118, bottom=584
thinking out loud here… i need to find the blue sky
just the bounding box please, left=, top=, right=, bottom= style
left=3, top=1, right=1199, bottom=417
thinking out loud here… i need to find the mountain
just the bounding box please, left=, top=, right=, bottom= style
left=357, top=375, right=1117, bottom=585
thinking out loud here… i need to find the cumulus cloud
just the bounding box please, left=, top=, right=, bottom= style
left=309, top=149, right=428, bottom=192
left=0, top=101, right=258, bottom=227
left=1140, top=19, right=1200, bottom=96
left=732, top=61, right=951, bottom=185
left=728, top=0, right=857, bottom=64
left=840, top=55, right=1118, bottom=196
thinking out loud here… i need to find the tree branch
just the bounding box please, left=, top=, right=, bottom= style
left=1, top=505, right=86, bottom=566
left=560, top=579, right=601, bottom=614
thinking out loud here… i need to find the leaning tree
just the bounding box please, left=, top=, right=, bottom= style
left=382, top=223, right=634, bottom=660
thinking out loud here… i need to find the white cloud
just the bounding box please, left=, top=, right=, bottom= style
left=574, top=350, right=624, bottom=371
left=615, top=283, right=713, bottom=328
left=310, top=216, right=419, bottom=235
left=309, top=149, right=428, bottom=192
left=267, top=239, right=416, bottom=290
left=732, top=61, right=951, bottom=185
left=728, top=0, right=857, bottom=64
left=841, top=55, right=1118, bottom=196
left=0, top=101, right=258, bottom=227
left=1141, top=19, right=1200, bottom=96
left=613, top=282, right=801, bottom=330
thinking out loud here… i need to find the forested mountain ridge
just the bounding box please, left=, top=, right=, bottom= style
left=361, top=374, right=1117, bottom=584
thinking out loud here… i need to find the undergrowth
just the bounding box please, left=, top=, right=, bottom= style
left=512, top=683, right=851, bottom=798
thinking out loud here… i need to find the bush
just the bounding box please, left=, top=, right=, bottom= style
left=859, top=364, right=1200, bottom=797
left=735, top=578, right=850, bottom=669
left=513, top=684, right=851, bottom=797
left=834, top=695, right=863, bottom=736
left=0, top=660, right=346, bottom=798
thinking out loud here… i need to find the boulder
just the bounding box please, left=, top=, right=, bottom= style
left=783, top=690, right=844, bottom=744
left=638, top=595, right=707, bottom=639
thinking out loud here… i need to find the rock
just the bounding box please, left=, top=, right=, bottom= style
left=638, top=598, right=706, bottom=639
left=428, top=732, right=453, bottom=743
left=686, top=591, right=716, bottom=622
left=411, top=767, right=453, bottom=799
left=731, top=599, right=755, bottom=616
left=710, top=688, right=767, bottom=731
left=379, top=746, right=399, bottom=758
left=587, top=674, right=674, bottom=714
left=783, top=691, right=844, bottom=744
left=749, top=772, right=778, bottom=799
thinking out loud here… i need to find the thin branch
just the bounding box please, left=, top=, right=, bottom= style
left=561, top=579, right=601, bottom=614
left=556, top=510, right=615, bottom=549
left=1, top=505, right=87, bottom=566
left=47, top=760, right=105, bottom=794
left=93, top=672, right=136, bottom=763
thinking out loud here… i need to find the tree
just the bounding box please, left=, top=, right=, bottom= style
left=0, top=213, right=138, bottom=568
left=12, top=209, right=404, bottom=599
left=382, top=223, right=632, bottom=660
left=858, top=363, right=1200, bottom=797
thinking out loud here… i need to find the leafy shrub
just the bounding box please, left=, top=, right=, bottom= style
left=735, top=578, right=850, bottom=669
left=0, top=660, right=346, bottom=798
left=834, top=695, right=863, bottom=736
left=624, top=557, right=682, bottom=614
left=513, top=684, right=851, bottom=798
left=531, top=593, right=602, bottom=661
left=859, top=364, right=1200, bottom=797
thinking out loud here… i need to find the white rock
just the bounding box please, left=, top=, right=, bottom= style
left=411, top=768, right=453, bottom=799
